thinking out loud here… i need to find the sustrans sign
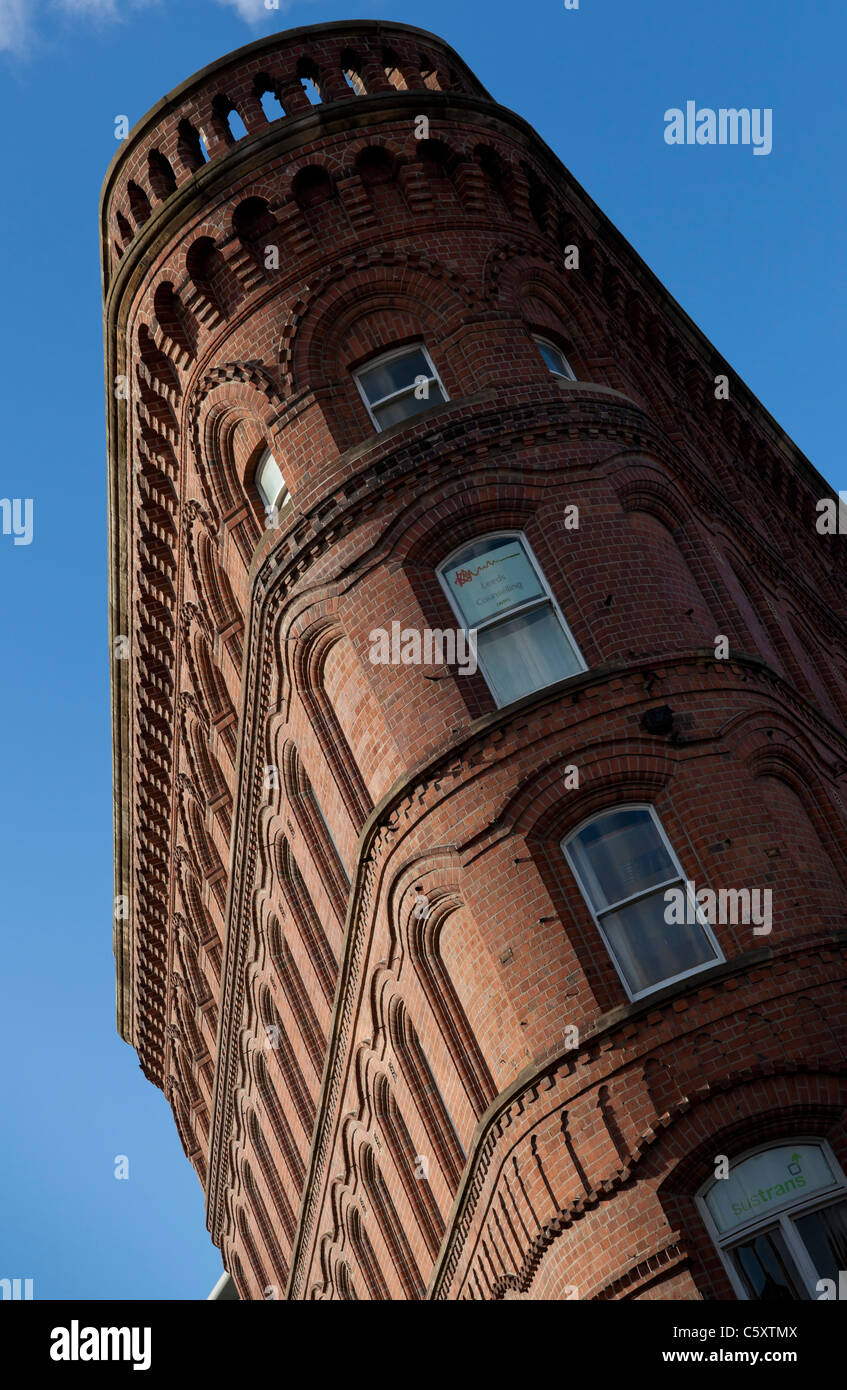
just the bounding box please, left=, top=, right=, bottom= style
left=705, top=1145, right=837, bottom=1235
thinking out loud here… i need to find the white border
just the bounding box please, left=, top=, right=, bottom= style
left=561, top=803, right=724, bottom=1002
left=353, top=343, right=448, bottom=431
left=534, top=335, right=577, bottom=381
left=254, top=446, right=290, bottom=513
left=436, top=529, right=587, bottom=707
left=695, top=1137, right=847, bottom=1300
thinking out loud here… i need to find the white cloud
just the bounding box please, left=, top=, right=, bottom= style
left=215, top=0, right=293, bottom=21
left=0, top=0, right=29, bottom=52
left=57, top=0, right=119, bottom=14
left=0, top=0, right=289, bottom=56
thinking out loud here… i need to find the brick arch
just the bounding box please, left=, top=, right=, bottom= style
left=788, top=608, right=847, bottom=727
left=277, top=252, right=474, bottom=395
left=384, top=855, right=497, bottom=1120
left=169, top=1008, right=204, bottom=1095
left=495, top=744, right=676, bottom=844
left=333, top=1258, right=358, bottom=1301
left=173, top=912, right=218, bottom=1054
left=613, top=461, right=700, bottom=532
left=472, top=142, right=519, bottom=217
left=288, top=619, right=374, bottom=826
left=710, top=535, right=790, bottom=675
left=328, top=1119, right=398, bottom=1298
left=514, top=269, right=605, bottom=382
left=151, top=278, right=197, bottom=367
left=371, top=1069, right=445, bottom=1261
left=179, top=695, right=231, bottom=835
left=747, top=743, right=847, bottom=882
left=191, top=524, right=244, bottom=672
left=271, top=833, right=337, bottom=1006
left=187, top=362, right=283, bottom=517
left=609, top=470, right=722, bottom=641
left=657, top=1081, right=847, bottom=1198
left=347, top=137, right=402, bottom=179
left=175, top=851, right=221, bottom=966
left=352, top=1134, right=425, bottom=1300
left=280, top=740, right=350, bottom=921
left=181, top=604, right=238, bottom=761
left=487, top=250, right=606, bottom=353
left=236, top=1206, right=270, bottom=1299
left=265, top=908, right=325, bottom=1076
left=345, top=1197, right=390, bottom=1301
left=776, top=597, right=847, bottom=727
left=383, top=989, right=466, bottom=1196
left=253, top=980, right=316, bottom=1141
left=181, top=787, right=228, bottom=913
left=167, top=1077, right=202, bottom=1171
left=245, top=1045, right=306, bottom=1192
left=240, top=1156, right=289, bottom=1289
left=279, top=595, right=403, bottom=800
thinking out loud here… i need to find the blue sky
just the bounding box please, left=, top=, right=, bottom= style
left=0, top=0, right=843, bottom=1300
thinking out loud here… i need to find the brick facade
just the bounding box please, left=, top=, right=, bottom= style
left=103, top=21, right=847, bottom=1300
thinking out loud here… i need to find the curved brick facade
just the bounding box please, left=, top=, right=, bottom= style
left=104, top=21, right=847, bottom=1300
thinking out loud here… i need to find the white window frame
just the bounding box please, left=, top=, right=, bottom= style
left=354, top=343, right=448, bottom=431
left=534, top=335, right=576, bottom=381
left=437, top=529, right=587, bottom=707
left=254, top=447, right=290, bottom=517
left=695, top=1138, right=847, bottom=1301
left=561, top=803, right=724, bottom=1002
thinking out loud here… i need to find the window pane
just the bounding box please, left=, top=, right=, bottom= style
left=256, top=451, right=286, bottom=509
left=538, top=340, right=575, bottom=380
left=598, top=888, right=718, bottom=995
left=358, top=349, right=432, bottom=404
left=705, top=1145, right=838, bottom=1236
left=567, top=808, right=675, bottom=910
left=373, top=382, right=444, bottom=429
left=443, top=537, right=546, bottom=628
left=730, top=1227, right=807, bottom=1301
left=477, top=603, right=582, bottom=704
left=794, top=1199, right=847, bottom=1288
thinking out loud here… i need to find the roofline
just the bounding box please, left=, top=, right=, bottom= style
left=99, top=18, right=490, bottom=220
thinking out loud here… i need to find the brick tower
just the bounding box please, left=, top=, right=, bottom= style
left=103, top=21, right=847, bottom=1301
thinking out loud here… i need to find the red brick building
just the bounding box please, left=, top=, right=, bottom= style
left=103, top=21, right=847, bottom=1301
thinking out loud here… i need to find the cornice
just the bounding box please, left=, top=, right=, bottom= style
left=99, top=21, right=490, bottom=219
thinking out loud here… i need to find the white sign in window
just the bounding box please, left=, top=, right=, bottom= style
left=443, top=539, right=545, bottom=627
left=704, top=1145, right=837, bottom=1236
left=696, top=1140, right=847, bottom=1301
left=437, top=532, right=585, bottom=707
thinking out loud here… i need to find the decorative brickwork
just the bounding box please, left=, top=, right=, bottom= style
left=104, top=21, right=847, bottom=1300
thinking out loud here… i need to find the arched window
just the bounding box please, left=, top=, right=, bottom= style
left=437, top=531, right=585, bottom=706
left=255, top=78, right=286, bottom=122
left=561, top=805, right=723, bottom=1000
left=354, top=344, right=447, bottom=431
left=341, top=50, right=367, bottom=95
left=534, top=335, right=576, bottom=381
left=255, top=448, right=290, bottom=522
left=147, top=149, right=177, bottom=200
left=697, top=1140, right=847, bottom=1301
